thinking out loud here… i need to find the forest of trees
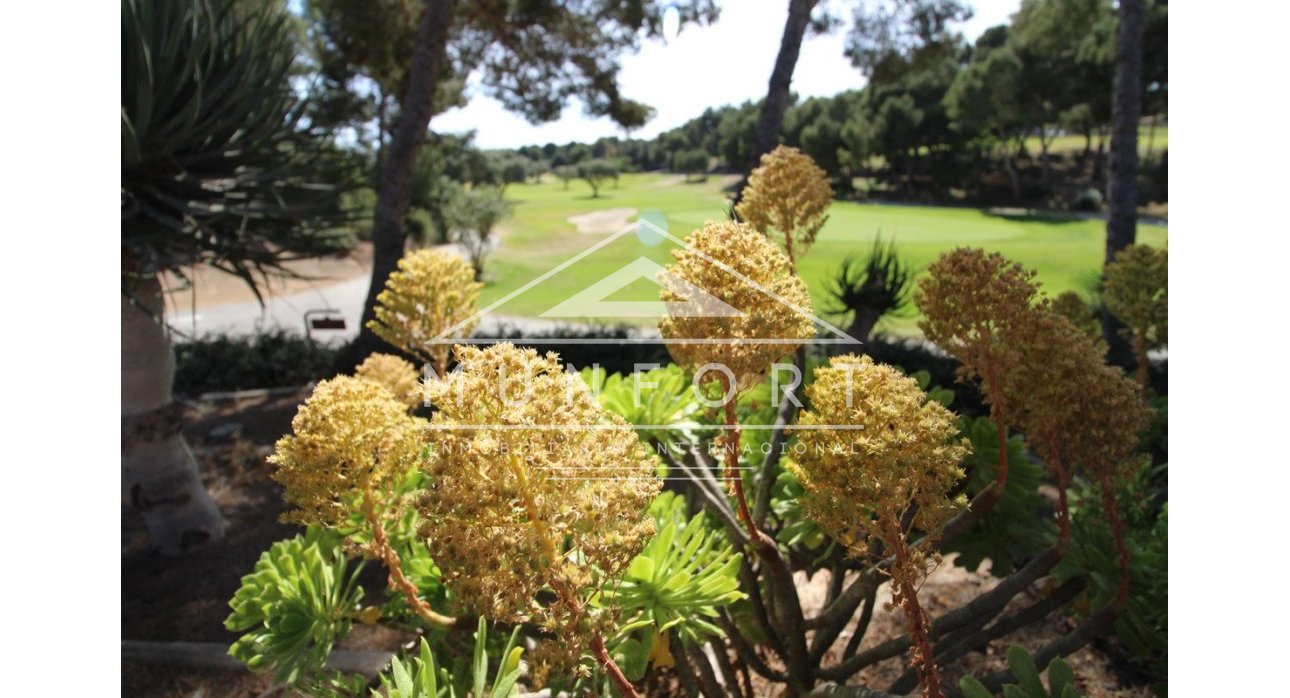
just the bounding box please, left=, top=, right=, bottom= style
left=494, top=0, right=1167, bottom=209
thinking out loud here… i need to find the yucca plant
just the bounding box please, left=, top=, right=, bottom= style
left=824, top=237, right=911, bottom=350
left=121, top=0, right=354, bottom=553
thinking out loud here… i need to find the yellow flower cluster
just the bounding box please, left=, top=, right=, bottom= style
left=354, top=352, right=422, bottom=409
left=789, top=355, right=970, bottom=558
left=417, top=344, right=660, bottom=652
left=658, top=221, right=817, bottom=391
left=368, top=249, right=483, bottom=373
left=735, top=145, right=833, bottom=266
left=1104, top=244, right=1168, bottom=348
left=268, top=376, right=426, bottom=527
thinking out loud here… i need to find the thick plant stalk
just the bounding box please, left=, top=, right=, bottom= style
left=956, top=477, right=1134, bottom=695
left=122, top=274, right=224, bottom=554
left=592, top=633, right=641, bottom=698
left=361, top=491, right=456, bottom=628
left=720, top=394, right=768, bottom=545
left=885, top=521, right=943, bottom=698
left=817, top=545, right=1063, bottom=682
left=886, top=578, right=1087, bottom=693
left=717, top=375, right=813, bottom=692
left=753, top=346, right=806, bottom=525
left=1098, top=473, right=1132, bottom=609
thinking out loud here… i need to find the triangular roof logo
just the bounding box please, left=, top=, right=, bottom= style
left=434, top=217, right=862, bottom=346
left=540, top=257, right=743, bottom=318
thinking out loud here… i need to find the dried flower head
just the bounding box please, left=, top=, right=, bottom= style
left=1009, top=311, right=1148, bottom=474
left=1104, top=244, right=1168, bottom=348
left=789, top=355, right=970, bottom=557
left=368, top=249, right=483, bottom=373
left=269, top=376, right=425, bottom=527
left=735, top=145, right=833, bottom=265
left=789, top=355, right=969, bottom=697
left=1050, top=290, right=1102, bottom=342
left=999, top=307, right=1114, bottom=470
left=916, top=248, right=1042, bottom=419
left=658, top=220, right=816, bottom=391
left=355, top=352, right=422, bottom=409
left=417, top=344, right=659, bottom=651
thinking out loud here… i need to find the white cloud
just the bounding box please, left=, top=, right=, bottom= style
left=431, top=0, right=1019, bottom=149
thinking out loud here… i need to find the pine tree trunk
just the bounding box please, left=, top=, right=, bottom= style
left=1000, top=131, right=1021, bottom=203
left=733, top=0, right=817, bottom=208
left=1102, top=0, right=1145, bottom=364
left=346, top=0, right=459, bottom=369
left=1092, top=126, right=1108, bottom=184
left=1039, top=132, right=1052, bottom=192
left=122, top=275, right=224, bottom=554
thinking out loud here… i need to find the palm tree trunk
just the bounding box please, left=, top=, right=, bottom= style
left=732, top=0, right=817, bottom=208
left=346, top=0, right=459, bottom=368
left=122, top=275, right=224, bottom=554
left=843, top=307, right=882, bottom=356
left=1102, top=0, right=1145, bottom=365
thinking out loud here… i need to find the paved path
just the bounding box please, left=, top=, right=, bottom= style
left=164, top=275, right=624, bottom=344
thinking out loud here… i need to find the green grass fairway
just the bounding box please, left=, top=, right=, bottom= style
left=480, top=173, right=1167, bottom=336
left=1024, top=124, right=1168, bottom=158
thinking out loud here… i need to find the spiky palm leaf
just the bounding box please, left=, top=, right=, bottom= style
left=824, top=236, right=912, bottom=319
left=122, top=0, right=355, bottom=294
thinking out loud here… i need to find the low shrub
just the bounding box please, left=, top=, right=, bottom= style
left=173, top=330, right=340, bottom=396
left=1069, top=187, right=1104, bottom=212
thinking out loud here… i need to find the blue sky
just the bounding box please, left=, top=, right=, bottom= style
left=431, top=0, right=1021, bottom=149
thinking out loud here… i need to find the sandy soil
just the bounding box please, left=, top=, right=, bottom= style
left=162, top=242, right=373, bottom=310
left=567, top=207, right=638, bottom=234
left=784, top=558, right=1150, bottom=697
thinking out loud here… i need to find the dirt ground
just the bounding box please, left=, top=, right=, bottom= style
left=161, top=243, right=373, bottom=310
left=783, top=564, right=1150, bottom=698
left=123, top=393, right=1149, bottom=697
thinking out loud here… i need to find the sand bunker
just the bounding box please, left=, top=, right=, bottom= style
left=567, top=207, right=637, bottom=235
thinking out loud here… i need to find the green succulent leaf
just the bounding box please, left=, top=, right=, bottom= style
left=601, top=493, right=747, bottom=680
left=959, top=676, right=995, bottom=698
left=1046, top=657, right=1076, bottom=697
left=581, top=365, right=703, bottom=444
left=225, top=528, right=363, bottom=687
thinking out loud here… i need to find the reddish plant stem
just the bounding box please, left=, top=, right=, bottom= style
left=720, top=379, right=773, bottom=547
left=592, top=632, right=641, bottom=698
left=716, top=375, right=812, bottom=691
left=361, top=490, right=456, bottom=628
left=1043, top=439, right=1073, bottom=546
left=1097, top=473, right=1132, bottom=609
left=886, top=521, right=944, bottom=698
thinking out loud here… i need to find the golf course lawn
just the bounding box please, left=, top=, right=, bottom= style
left=480, top=172, right=1168, bottom=336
